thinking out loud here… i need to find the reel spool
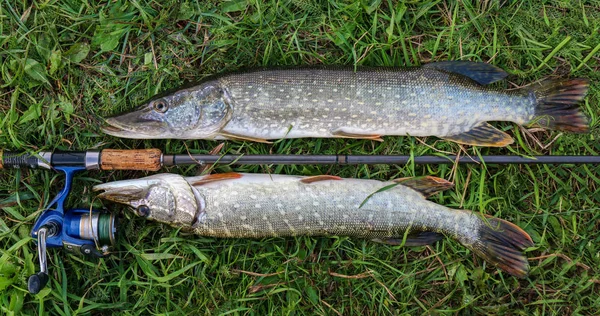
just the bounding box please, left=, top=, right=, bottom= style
left=64, top=210, right=116, bottom=255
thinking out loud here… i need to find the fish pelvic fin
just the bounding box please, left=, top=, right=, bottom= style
left=442, top=122, right=514, bottom=147
left=530, top=78, right=589, bottom=133
left=373, top=231, right=444, bottom=247
left=467, top=216, right=533, bottom=278
left=424, top=61, right=508, bottom=85
left=331, top=128, right=384, bottom=142
left=394, top=176, right=454, bottom=198
left=300, top=175, right=343, bottom=184
left=218, top=132, right=273, bottom=143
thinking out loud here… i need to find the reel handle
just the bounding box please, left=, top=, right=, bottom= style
left=28, top=225, right=54, bottom=294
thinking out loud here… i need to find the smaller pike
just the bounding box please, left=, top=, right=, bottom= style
left=94, top=173, right=533, bottom=277
left=102, top=61, right=589, bottom=146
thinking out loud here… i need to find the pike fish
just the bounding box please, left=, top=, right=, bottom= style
left=94, top=173, right=533, bottom=277
left=102, top=61, right=589, bottom=146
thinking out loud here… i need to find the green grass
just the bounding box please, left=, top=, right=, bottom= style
left=1, top=0, right=600, bottom=314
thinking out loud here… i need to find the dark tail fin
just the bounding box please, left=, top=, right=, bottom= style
left=467, top=216, right=534, bottom=278
left=531, top=79, right=589, bottom=133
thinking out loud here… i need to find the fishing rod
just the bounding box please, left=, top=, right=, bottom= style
left=2, top=149, right=600, bottom=170
left=3, top=149, right=599, bottom=295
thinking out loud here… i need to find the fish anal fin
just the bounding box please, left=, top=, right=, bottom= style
left=442, top=123, right=513, bottom=147
left=331, top=128, right=383, bottom=142
left=394, top=176, right=454, bottom=197
left=300, top=175, right=343, bottom=184
left=373, top=231, right=444, bottom=247
left=191, top=172, right=243, bottom=186
left=218, top=132, right=272, bottom=144
left=424, top=61, right=509, bottom=85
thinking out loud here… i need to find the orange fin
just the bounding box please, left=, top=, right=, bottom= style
left=442, top=122, right=513, bottom=147
left=191, top=172, right=243, bottom=186
left=219, top=132, right=272, bottom=144
left=394, top=176, right=454, bottom=197
left=331, top=129, right=384, bottom=142
left=300, top=175, right=343, bottom=184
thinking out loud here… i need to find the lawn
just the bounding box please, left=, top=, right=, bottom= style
left=1, top=1, right=599, bottom=314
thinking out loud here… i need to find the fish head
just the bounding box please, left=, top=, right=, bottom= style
left=94, top=174, right=201, bottom=227
left=102, top=82, right=232, bottom=139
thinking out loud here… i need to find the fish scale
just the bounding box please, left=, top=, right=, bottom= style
left=103, top=61, right=589, bottom=146
left=95, top=172, right=534, bottom=277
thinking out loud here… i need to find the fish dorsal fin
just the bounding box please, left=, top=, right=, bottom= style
left=300, top=175, right=343, bottom=184
left=394, top=176, right=453, bottom=197
left=424, top=61, right=508, bottom=85
left=442, top=122, right=514, bottom=147
left=191, top=172, right=243, bottom=186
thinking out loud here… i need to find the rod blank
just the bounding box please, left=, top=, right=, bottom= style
left=166, top=154, right=600, bottom=165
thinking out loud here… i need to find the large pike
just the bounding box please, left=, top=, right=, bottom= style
left=94, top=173, right=533, bottom=277
left=102, top=61, right=588, bottom=146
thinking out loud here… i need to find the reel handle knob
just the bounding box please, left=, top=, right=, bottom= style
left=28, top=225, right=54, bottom=294
left=27, top=272, right=49, bottom=295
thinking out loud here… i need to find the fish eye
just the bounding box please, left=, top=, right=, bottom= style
left=153, top=100, right=168, bottom=113
left=136, top=205, right=150, bottom=217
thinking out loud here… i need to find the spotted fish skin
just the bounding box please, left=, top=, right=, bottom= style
left=94, top=173, right=534, bottom=277
left=102, top=62, right=589, bottom=146
left=218, top=68, right=528, bottom=139
left=188, top=173, right=472, bottom=239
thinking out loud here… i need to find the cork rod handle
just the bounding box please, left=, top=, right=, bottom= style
left=100, top=149, right=162, bottom=171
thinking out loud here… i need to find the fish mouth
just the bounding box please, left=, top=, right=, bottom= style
left=101, top=113, right=167, bottom=139
left=93, top=180, right=150, bottom=205
left=101, top=117, right=143, bottom=138
left=101, top=119, right=130, bottom=134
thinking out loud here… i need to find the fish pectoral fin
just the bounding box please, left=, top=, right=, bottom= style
left=218, top=132, right=272, bottom=144
left=424, top=61, right=508, bottom=85
left=373, top=231, right=444, bottom=247
left=300, top=175, right=343, bottom=184
left=442, top=123, right=514, bottom=147
left=394, top=176, right=454, bottom=198
left=191, top=172, right=243, bottom=186
left=331, top=128, right=384, bottom=142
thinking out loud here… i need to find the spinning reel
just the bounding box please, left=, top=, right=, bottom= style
left=0, top=152, right=125, bottom=294
left=27, top=166, right=116, bottom=294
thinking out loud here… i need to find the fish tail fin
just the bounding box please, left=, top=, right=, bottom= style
left=530, top=78, right=589, bottom=133
left=466, top=216, right=533, bottom=278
